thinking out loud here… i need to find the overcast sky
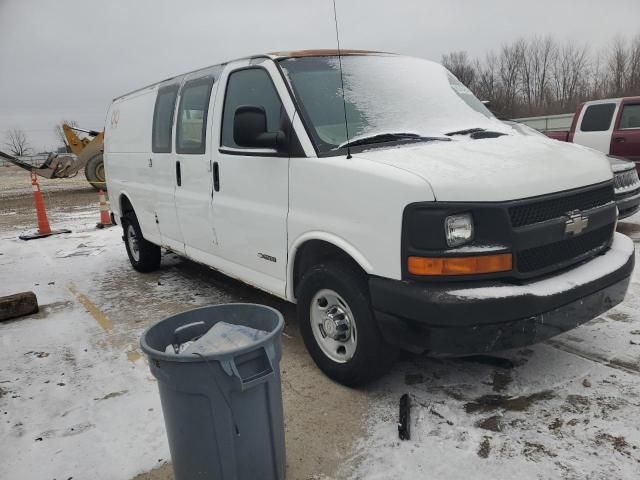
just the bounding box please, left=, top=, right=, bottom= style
left=1, top=0, right=639, bottom=151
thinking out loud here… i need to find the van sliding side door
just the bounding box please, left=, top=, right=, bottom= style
left=173, top=71, right=219, bottom=257
left=151, top=81, right=185, bottom=253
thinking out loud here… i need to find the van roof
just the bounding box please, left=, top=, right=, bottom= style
left=268, top=49, right=385, bottom=59
left=112, top=50, right=388, bottom=102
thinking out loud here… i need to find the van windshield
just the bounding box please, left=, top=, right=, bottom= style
left=279, top=54, right=507, bottom=154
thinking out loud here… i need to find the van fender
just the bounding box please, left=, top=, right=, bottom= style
left=117, top=190, right=136, bottom=218
left=286, top=231, right=374, bottom=301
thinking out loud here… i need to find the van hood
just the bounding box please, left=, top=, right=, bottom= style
left=355, top=134, right=613, bottom=202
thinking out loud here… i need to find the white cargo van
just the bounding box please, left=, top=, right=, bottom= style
left=105, top=50, right=634, bottom=386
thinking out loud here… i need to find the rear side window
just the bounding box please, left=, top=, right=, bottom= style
left=152, top=85, right=179, bottom=153
left=221, top=68, right=284, bottom=149
left=580, top=103, right=616, bottom=132
left=619, top=104, right=640, bottom=130
left=176, top=77, right=214, bottom=154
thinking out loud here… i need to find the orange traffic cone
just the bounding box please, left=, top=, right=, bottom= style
left=19, top=170, right=71, bottom=240
left=96, top=189, right=113, bottom=229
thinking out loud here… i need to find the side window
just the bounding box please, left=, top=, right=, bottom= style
left=152, top=85, right=179, bottom=153
left=221, top=68, right=284, bottom=148
left=580, top=103, right=616, bottom=132
left=619, top=104, right=640, bottom=130
left=176, top=77, right=214, bottom=154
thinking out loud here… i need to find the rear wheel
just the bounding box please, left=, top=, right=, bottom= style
left=297, top=261, right=398, bottom=386
left=122, top=212, right=161, bottom=272
left=84, top=153, right=105, bottom=191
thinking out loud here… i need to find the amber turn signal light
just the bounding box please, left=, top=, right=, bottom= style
left=407, top=253, right=513, bottom=276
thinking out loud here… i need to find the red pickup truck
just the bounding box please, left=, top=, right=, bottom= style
left=545, top=97, right=640, bottom=169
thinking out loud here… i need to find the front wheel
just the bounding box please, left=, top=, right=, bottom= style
left=122, top=212, right=161, bottom=273
left=297, top=261, right=398, bottom=386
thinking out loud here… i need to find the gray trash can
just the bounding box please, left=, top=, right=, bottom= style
left=140, top=303, right=285, bottom=480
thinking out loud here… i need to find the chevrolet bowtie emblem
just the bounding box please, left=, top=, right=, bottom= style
left=564, top=210, right=589, bottom=236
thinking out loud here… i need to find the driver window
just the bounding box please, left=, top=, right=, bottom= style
left=221, top=68, right=284, bottom=148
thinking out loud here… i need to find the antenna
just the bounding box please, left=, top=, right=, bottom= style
left=332, top=0, right=351, bottom=159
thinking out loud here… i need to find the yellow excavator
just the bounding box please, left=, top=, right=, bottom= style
left=0, top=123, right=105, bottom=190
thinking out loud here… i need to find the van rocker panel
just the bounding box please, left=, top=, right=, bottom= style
left=370, top=233, right=634, bottom=354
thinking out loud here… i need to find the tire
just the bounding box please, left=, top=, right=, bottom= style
left=297, top=261, right=398, bottom=386
left=122, top=212, right=161, bottom=273
left=84, top=153, right=105, bottom=191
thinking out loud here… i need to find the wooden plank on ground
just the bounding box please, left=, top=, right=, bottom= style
left=0, top=291, right=39, bottom=321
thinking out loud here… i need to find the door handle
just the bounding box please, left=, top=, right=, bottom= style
left=176, top=161, right=181, bottom=186
left=614, top=137, right=626, bottom=143
left=213, top=161, right=220, bottom=192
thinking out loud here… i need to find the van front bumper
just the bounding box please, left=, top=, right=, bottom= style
left=370, top=233, right=635, bottom=354
left=616, top=189, right=640, bottom=219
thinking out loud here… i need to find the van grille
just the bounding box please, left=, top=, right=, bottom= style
left=509, top=185, right=614, bottom=228
left=516, top=224, right=613, bottom=273
left=614, top=168, right=640, bottom=191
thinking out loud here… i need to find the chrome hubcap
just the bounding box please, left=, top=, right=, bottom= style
left=127, top=224, right=140, bottom=262
left=310, top=289, right=357, bottom=363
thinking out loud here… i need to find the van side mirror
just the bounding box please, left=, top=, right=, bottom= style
left=233, top=105, right=284, bottom=150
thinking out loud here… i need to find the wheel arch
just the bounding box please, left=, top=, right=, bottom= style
left=118, top=192, right=136, bottom=218
left=287, top=233, right=373, bottom=302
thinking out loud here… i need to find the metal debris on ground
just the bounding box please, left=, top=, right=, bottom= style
left=398, top=393, right=411, bottom=440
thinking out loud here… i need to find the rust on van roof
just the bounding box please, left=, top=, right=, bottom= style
left=269, top=49, right=386, bottom=59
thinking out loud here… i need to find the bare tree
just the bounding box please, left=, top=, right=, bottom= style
left=628, top=34, right=640, bottom=95
left=475, top=52, right=505, bottom=115
left=549, top=42, right=589, bottom=112
left=608, top=37, right=628, bottom=97
left=441, top=33, right=639, bottom=120
left=442, top=51, right=476, bottom=88
left=498, top=41, right=524, bottom=117
left=589, top=49, right=608, bottom=100
left=520, top=36, right=556, bottom=114
left=53, top=119, right=79, bottom=152
left=4, top=128, right=32, bottom=156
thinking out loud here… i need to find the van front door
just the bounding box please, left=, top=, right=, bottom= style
left=173, top=71, right=220, bottom=258
left=151, top=82, right=185, bottom=253
left=210, top=61, right=293, bottom=297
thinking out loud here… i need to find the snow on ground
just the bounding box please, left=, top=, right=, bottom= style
left=0, top=213, right=170, bottom=480
left=1, top=191, right=640, bottom=480
left=342, top=214, right=640, bottom=480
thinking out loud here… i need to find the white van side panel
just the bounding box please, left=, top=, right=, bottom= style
left=286, top=157, right=433, bottom=300
left=104, top=88, right=160, bottom=243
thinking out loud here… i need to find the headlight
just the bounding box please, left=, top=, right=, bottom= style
left=445, top=213, right=474, bottom=247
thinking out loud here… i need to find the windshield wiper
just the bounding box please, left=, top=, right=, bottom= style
left=445, top=128, right=486, bottom=136
left=338, top=132, right=450, bottom=149
left=446, top=127, right=507, bottom=139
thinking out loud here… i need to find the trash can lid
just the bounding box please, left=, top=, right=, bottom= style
left=140, top=303, right=284, bottom=362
